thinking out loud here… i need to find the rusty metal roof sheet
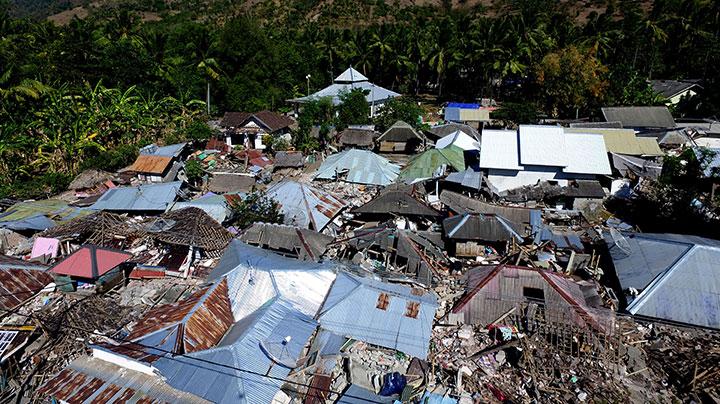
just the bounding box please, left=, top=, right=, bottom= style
left=0, top=257, right=52, bottom=310
left=129, top=155, right=174, bottom=175
left=36, top=356, right=209, bottom=403
left=266, top=181, right=347, bottom=231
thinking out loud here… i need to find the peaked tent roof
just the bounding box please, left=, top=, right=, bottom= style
left=314, top=149, right=400, bottom=186
left=604, top=232, right=720, bottom=329
left=435, top=130, right=480, bottom=151
left=266, top=181, right=346, bottom=231
left=398, top=145, right=466, bottom=182
left=317, top=271, right=438, bottom=359
left=352, top=183, right=441, bottom=217
left=334, top=67, right=368, bottom=83
left=50, top=245, right=132, bottom=278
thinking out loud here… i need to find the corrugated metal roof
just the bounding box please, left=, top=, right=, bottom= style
left=317, top=272, right=438, bottom=359
left=129, top=155, right=174, bottom=175
left=429, top=123, right=481, bottom=141
left=49, top=245, right=131, bottom=278
left=694, top=147, right=720, bottom=177
left=562, top=132, right=612, bottom=175
left=266, top=181, right=347, bottom=231
left=606, top=233, right=720, bottom=328
left=636, top=137, right=664, bottom=156
left=0, top=199, right=90, bottom=230
left=518, top=125, right=568, bottom=167
left=314, top=149, right=400, bottom=186
left=141, top=142, right=187, bottom=158
left=443, top=213, right=522, bottom=241
left=37, top=356, right=209, bottom=403
left=351, top=183, right=441, bottom=217
left=91, top=181, right=182, bottom=212
left=459, top=108, right=490, bottom=122
left=486, top=167, right=563, bottom=194
left=377, top=121, right=424, bottom=143
left=334, top=67, right=368, bottom=83
left=440, top=191, right=537, bottom=234
left=169, top=193, right=243, bottom=224
left=239, top=223, right=333, bottom=261
left=208, top=240, right=337, bottom=318
left=602, top=106, right=676, bottom=129
left=154, top=298, right=317, bottom=404
left=443, top=107, right=461, bottom=122
left=445, top=169, right=483, bottom=190
left=337, top=384, right=396, bottom=404
left=0, top=259, right=52, bottom=310
left=479, top=130, right=521, bottom=170
left=398, top=146, right=466, bottom=182
left=290, top=81, right=399, bottom=106
left=565, top=128, right=664, bottom=157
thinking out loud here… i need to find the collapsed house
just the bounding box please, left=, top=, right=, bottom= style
left=351, top=184, right=441, bottom=222
left=239, top=222, right=333, bottom=261
left=91, top=181, right=183, bottom=213
left=67, top=169, right=116, bottom=200
left=314, top=149, right=400, bottom=186
left=0, top=199, right=90, bottom=233
left=442, top=213, right=523, bottom=257
left=0, top=255, right=52, bottom=311
left=449, top=264, right=611, bottom=333
left=603, top=232, right=720, bottom=329
left=207, top=172, right=256, bottom=194
left=377, top=121, right=427, bottom=153
left=266, top=180, right=347, bottom=232
left=273, top=151, right=305, bottom=170
left=398, top=146, right=466, bottom=183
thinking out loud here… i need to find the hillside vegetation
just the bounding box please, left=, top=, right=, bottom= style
left=1, top=0, right=719, bottom=199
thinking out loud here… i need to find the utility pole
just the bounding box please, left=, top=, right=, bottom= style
left=206, top=82, right=210, bottom=115
left=305, top=74, right=311, bottom=96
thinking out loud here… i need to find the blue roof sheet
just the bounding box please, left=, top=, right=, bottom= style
left=91, top=181, right=182, bottom=212
left=317, top=272, right=438, bottom=359
left=444, top=107, right=461, bottom=122
left=447, top=102, right=480, bottom=109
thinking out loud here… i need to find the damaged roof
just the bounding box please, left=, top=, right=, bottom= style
left=445, top=168, right=483, bottom=191
left=208, top=240, right=337, bottom=318
left=314, top=149, right=400, bottom=186
left=398, top=146, right=466, bottom=182
left=352, top=184, right=441, bottom=217
left=128, top=155, right=174, bottom=175
left=208, top=173, right=256, bottom=194
left=0, top=255, right=52, bottom=311
left=440, top=191, right=539, bottom=236
left=339, top=128, right=377, bottom=148
left=273, top=151, right=304, bottom=168
left=604, top=232, right=720, bottom=329
left=266, top=181, right=347, bottom=231
left=443, top=213, right=523, bottom=242
left=68, top=169, right=114, bottom=190
left=49, top=245, right=132, bottom=279
left=91, top=181, right=182, bottom=212
left=239, top=223, right=333, bottom=261
left=317, top=271, right=438, bottom=359
left=149, top=207, right=232, bottom=252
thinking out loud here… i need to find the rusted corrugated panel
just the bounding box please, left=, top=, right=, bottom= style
left=0, top=268, right=53, bottom=310
left=305, top=374, right=333, bottom=404
left=129, top=155, right=173, bottom=175
left=67, top=377, right=105, bottom=402
left=128, top=286, right=209, bottom=339
left=89, top=383, right=121, bottom=403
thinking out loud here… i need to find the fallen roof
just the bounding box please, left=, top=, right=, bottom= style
left=208, top=240, right=337, bottom=318
left=351, top=184, right=441, bottom=217
left=208, top=173, right=256, bottom=194
left=68, top=169, right=114, bottom=190
left=128, top=155, right=173, bottom=175
left=601, top=106, right=676, bottom=129
left=445, top=169, right=483, bottom=191
left=650, top=79, right=700, bottom=98
left=398, top=145, right=466, bottom=182
left=49, top=245, right=132, bottom=278
left=428, top=122, right=480, bottom=141
left=314, top=149, right=400, bottom=186
left=39, top=211, right=141, bottom=246
left=377, top=121, right=424, bottom=143
left=273, top=151, right=304, bottom=168
left=266, top=181, right=346, bottom=231
left=239, top=223, right=333, bottom=261
left=36, top=356, right=209, bottom=404
left=440, top=191, right=539, bottom=235
left=443, top=213, right=523, bottom=242
left=0, top=199, right=88, bottom=226
left=152, top=297, right=317, bottom=404
left=0, top=255, right=52, bottom=311
left=169, top=193, right=242, bottom=224
left=604, top=232, right=720, bottom=329
left=317, top=271, right=438, bottom=359
left=149, top=207, right=233, bottom=252
left=435, top=130, right=480, bottom=151
left=91, top=181, right=182, bottom=212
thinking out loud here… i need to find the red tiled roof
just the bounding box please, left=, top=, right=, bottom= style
left=50, top=246, right=132, bottom=279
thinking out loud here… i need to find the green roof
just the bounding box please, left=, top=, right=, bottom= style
left=398, top=145, right=466, bottom=182
left=0, top=199, right=91, bottom=223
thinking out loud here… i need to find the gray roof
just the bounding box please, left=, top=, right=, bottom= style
left=337, top=384, right=396, bottom=404
left=289, top=73, right=400, bottom=106
left=140, top=142, right=187, bottom=158
left=443, top=213, right=523, bottom=242
left=650, top=79, right=700, bottom=99
left=339, top=128, right=377, bottom=148
left=169, top=193, right=243, bottom=224
left=273, top=151, right=304, bottom=168
left=351, top=184, right=441, bottom=217
left=154, top=298, right=317, bottom=404
left=377, top=121, right=425, bottom=143
left=314, top=149, right=400, bottom=186
left=317, top=271, right=438, bottom=359
left=428, top=122, right=480, bottom=141
left=440, top=191, right=539, bottom=236
left=605, top=232, right=720, bottom=328
left=602, top=107, right=676, bottom=129
left=208, top=173, right=256, bottom=194
left=91, top=181, right=182, bottom=212
left=445, top=169, right=483, bottom=191
left=693, top=147, right=720, bottom=177
left=239, top=223, right=333, bottom=261
left=569, top=121, right=623, bottom=129
left=266, top=181, right=347, bottom=231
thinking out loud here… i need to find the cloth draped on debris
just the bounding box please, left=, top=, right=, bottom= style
left=398, top=145, right=466, bottom=183
left=266, top=181, right=347, bottom=231
left=317, top=271, right=438, bottom=359
left=314, top=149, right=400, bottom=186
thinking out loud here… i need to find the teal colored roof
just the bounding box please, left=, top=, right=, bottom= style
left=398, top=145, right=465, bottom=182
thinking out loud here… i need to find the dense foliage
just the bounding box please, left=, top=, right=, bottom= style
left=230, top=190, right=284, bottom=229
left=2, top=0, right=720, bottom=198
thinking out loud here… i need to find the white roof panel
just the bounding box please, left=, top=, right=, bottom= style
left=518, top=125, right=568, bottom=167
left=435, top=130, right=480, bottom=151
left=334, top=67, right=368, bottom=83
left=479, top=130, right=522, bottom=170
left=563, top=132, right=612, bottom=175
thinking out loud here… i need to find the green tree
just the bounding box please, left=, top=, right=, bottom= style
left=231, top=191, right=284, bottom=229
left=335, top=88, right=369, bottom=130
left=491, top=102, right=539, bottom=127
left=373, top=97, right=423, bottom=132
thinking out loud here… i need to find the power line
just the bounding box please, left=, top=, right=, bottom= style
left=0, top=306, right=384, bottom=404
